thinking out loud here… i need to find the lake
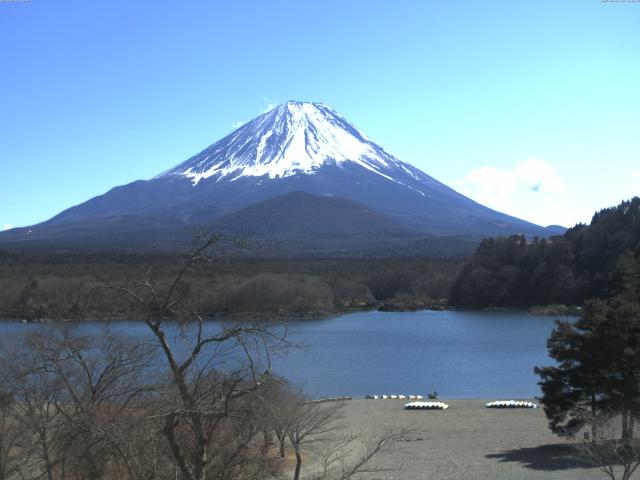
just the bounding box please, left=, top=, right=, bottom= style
left=0, top=310, right=561, bottom=399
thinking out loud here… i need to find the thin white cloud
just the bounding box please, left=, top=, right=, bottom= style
left=259, top=103, right=276, bottom=114
left=259, top=96, right=277, bottom=114
left=233, top=98, right=278, bottom=126
left=454, top=157, right=570, bottom=226
left=3, top=224, right=13, bottom=231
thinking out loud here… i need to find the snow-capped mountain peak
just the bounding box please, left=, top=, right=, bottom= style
left=159, top=100, right=424, bottom=188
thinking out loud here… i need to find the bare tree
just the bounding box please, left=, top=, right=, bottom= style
left=283, top=393, right=411, bottom=480
left=577, top=414, right=640, bottom=480
left=33, top=327, right=157, bottom=479
left=287, top=396, right=346, bottom=480
left=116, top=237, right=289, bottom=480
left=0, top=351, right=63, bottom=480
left=258, top=375, right=298, bottom=458
left=309, top=427, right=408, bottom=480
left=0, top=327, right=162, bottom=480
left=0, top=387, right=29, bottom=480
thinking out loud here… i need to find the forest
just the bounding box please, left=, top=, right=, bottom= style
left=0, top=250, right=461, bottom=321
left=450, top=197, right=640, bottom=309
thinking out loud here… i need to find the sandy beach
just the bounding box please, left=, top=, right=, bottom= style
left=333, top=399, right=605, bottom=480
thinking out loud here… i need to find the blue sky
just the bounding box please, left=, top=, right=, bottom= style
left=1, top=0, right=639, bottom=229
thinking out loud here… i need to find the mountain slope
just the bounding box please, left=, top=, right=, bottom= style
left=210, top=191, right=479, bottom=257
left=213, top=191, right=408, bottom=239
left=0, top=101, right=564, bottom=252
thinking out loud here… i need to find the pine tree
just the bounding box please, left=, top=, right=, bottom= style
left=535, top=297, right=640, bottom=441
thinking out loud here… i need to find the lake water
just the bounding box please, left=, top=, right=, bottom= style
left=0, top=310, right=561, bottom=399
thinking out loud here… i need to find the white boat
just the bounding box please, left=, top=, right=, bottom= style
left=485, top=400, right=537, bottom=409
left=404, top=401, right=449, bottom=410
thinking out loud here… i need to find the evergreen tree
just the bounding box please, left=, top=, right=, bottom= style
left=535, top=297, right=640, bottom=441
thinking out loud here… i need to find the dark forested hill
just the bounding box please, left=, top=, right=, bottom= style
left=450, top=197, right=640, bottom=308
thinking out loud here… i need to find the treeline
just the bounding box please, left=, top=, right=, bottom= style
left=0, top=251, right=462, bottom=320
left=450, top=197, right=640, bottom=308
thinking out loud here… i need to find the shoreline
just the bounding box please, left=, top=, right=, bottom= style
left=0, top=301, right=578, bottom=324
left=0, top=300, right=450, bottom=324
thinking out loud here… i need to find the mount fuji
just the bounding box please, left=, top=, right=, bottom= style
left=0, top=101, right=564, bottom=253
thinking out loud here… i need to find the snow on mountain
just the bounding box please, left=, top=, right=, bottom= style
left=159, top=101, right=428, bottom=194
